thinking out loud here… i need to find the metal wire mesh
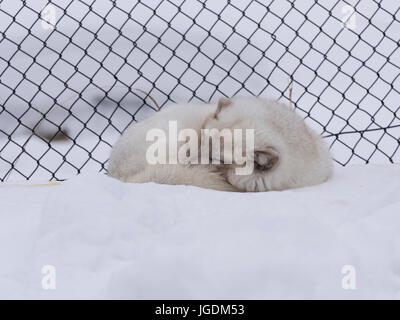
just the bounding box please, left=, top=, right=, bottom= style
left=0, top=0, right=399, bottom=181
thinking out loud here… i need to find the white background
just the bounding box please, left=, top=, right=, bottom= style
left=0, top=0, right=399, bottom=181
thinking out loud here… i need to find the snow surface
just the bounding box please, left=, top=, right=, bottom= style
left=1, top=163, right=400, bottom=299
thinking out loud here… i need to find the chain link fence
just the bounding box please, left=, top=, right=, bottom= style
left=0, top=0, right=399, bottom=181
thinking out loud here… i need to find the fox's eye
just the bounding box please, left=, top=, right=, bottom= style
left=254, top=148, right=279, bottom=171
left=254, top=161, right=272, bottom=171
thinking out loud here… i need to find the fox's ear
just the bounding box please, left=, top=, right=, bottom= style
left=254, top=148, right=280, bottom=171
left=214, top=97, right=231, bottom=119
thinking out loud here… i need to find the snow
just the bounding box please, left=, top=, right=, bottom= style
left=1, top=163, right=400, bottom=299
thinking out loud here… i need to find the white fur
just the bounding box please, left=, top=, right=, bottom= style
left=108, top=97, right=333, bottom=192
left=204, top=97, right=333, bottom=191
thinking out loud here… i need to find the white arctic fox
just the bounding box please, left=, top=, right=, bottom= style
left=108, top=97, right=333, bottom=192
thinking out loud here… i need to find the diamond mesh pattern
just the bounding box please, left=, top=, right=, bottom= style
left=0, top=0, right=399, bottom=181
